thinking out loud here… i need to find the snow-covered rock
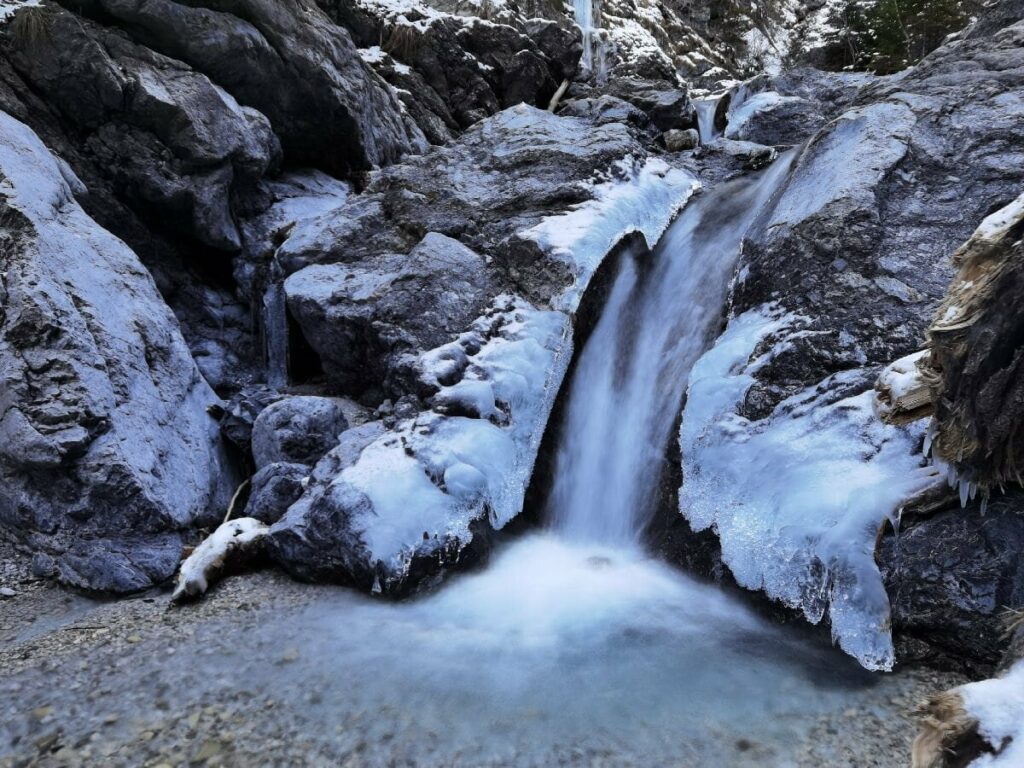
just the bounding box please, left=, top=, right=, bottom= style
left=0, top=111, right=236, bottom=592
left=678, top=305, right=940, bottom=670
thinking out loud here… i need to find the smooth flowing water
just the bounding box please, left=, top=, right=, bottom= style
left=695, top=98, right=721, bottom=144
left=548, top=152, right=795, bottom=544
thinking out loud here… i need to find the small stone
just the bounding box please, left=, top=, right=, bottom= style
left=34, top=731, right=59, bottom=752
left=195, top=739, right=223, bottom=761
left=31, top=706, right=53, bottom=720
left=0, top=587, right=16, bottom=598
left=662, top=128, right=700, bottom=151
left=280, top=647, right=299, bottom=663
left=126, top=634, right=142, bottom=644
left=103, top=714, right=119, bottom=725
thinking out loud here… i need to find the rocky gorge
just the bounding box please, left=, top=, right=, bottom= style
left=1, top=0, right=1023, bottom=764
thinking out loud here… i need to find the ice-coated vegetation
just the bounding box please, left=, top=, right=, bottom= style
left=679, top=305, right=942, bottom=669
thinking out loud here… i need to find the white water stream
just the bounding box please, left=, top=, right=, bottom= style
left=548, top=151, right=795, bottom=544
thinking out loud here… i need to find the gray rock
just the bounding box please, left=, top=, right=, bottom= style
left=251, top=397, right=349, bottom=470
left=879, top=492, right=1024, bottom=672
left=2, top=4, right=280, bottom=251
left=662, top=128, right=699, bottom=151
left=244, top=463, right=309, bottom=525
left=284, top=233, right=493, bottom=394
left=0, top=112, right=236, bottom=592
left=65, top=0, right=425, bottom=175
left=605, top=77, right=694, bottom=131
left=557, top=95, right=651, bottom=129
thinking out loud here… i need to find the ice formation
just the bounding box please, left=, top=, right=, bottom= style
left=679, top=305, right=942, bottom=670
left=322, top=298, right=571, bottom=571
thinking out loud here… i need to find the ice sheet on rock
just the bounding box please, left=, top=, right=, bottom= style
left=961, top=661, right=1024, bottom=767
left=337, top=297, right=571, bottom=571
left=679, top=305, right=942, bottom=670
left=250, top=170, right=351, bottom=251
left=523, top=158, right=699, bottom=311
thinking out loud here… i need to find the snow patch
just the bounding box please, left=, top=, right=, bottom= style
left=962, top=661, right=1024, bottom=766
left=0, top=0, right=38, bottom=21
left=974, top=190, right=1024, bottom=243
left=679, top=305, right=941, bottom=670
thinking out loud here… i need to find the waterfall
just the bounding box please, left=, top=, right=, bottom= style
left=577, top=0, right=598, bottom=76
left=263, top=278, right=289, bottom=390
left=695, top=99, right=720, bottom=145
left=547, top=151, right=796, bottom=545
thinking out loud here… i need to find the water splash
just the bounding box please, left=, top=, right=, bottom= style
left=547, top=151, right=796, bottom=545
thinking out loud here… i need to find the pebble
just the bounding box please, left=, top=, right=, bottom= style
left=0, top=587, right=16, bottom=598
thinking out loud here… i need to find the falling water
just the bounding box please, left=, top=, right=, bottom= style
left=573, top=0, right=598, bottom=75
left=548, top=151, right=796, bottom=544
left=695, top=98, right=720, bottom=144
left=263, top=279, right=289, bottom=390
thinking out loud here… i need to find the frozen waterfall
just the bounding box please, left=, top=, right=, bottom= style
left=547, top=151, right=797, bottom=545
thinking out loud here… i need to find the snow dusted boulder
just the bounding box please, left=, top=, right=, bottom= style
left=63, top=0, right=425, bottom=175
left=251, top=397, right=349, bottom=470
left=0, top=112, right=236, bottom=592
left=269, top=297, right=571, bottom=593
left=2, top=4, right=280, bottom=251
left=720, top=68, right=874, bottom=146
left=284, top=233, right=493, bottom=394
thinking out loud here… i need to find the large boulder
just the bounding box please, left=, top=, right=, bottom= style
left=879, top=492, right=1024, bottom=672
left=284, top=233, right=492, bottom=394
left=0, top=112, right=236, bottom=592
left=251, top=396, right=349, bottom=470
left=61, top=0, right=426, bottom=175
left=2, top=4, right=280, bottom=251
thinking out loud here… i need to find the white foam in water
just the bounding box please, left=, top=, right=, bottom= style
left=547, top=151, right=797, bottom=546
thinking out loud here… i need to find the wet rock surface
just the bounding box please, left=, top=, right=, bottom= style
left=880, top=491, right=1024, bottom=673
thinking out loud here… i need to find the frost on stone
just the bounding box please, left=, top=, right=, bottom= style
left=522, top=157, right=699, bottom=311
left=172, top=518, right=269, bottom=602
left=874, top=349, right=932, bottom=423
left=724, top=90, right=804, bottom=140
left=678, top=305, right=942, bottom=670
left=960, top=661, right=1024, bottom=766
left=295, top=296, right=571, bottom=581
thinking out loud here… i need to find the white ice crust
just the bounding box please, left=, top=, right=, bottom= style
left=679, top=305, right=941, bottom=670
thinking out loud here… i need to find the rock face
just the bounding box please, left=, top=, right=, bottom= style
left=4, top=3, right=280, bottom=252
left=0, top=111, right=236, bottom=592
left=880, top=492, right=1024, bottom=672
left=62, top=0, right=426, bottom=175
